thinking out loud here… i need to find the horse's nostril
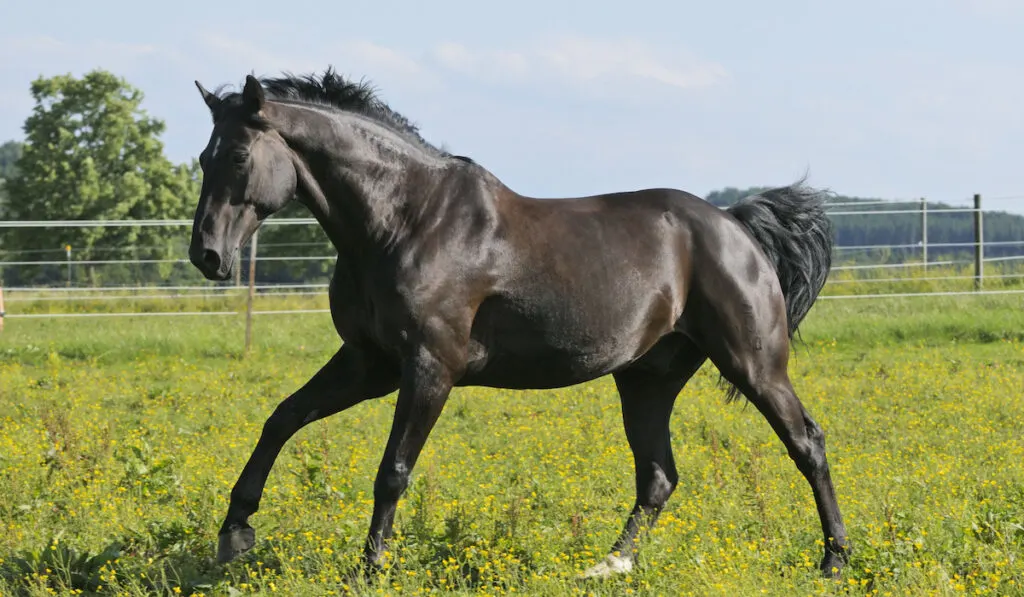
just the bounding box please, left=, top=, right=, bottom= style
left=202, top=249, right=222, bottom=271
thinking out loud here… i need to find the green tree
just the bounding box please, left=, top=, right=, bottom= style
left=0, top=140, right=21, bottom=180
left=2, top=70, right=200, bottom=285
left=255, top=201, right=335, bottom=285
left=0, top=140, right=22, bottom=219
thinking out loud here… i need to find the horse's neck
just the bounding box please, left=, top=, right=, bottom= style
left=274, top=102, right=449, bottom=253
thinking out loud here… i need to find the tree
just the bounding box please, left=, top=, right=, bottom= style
left=0, top=140, right=20, bottom=180
left=0, top=140, right=21, bottom=219
left=254, top=201, right=335, bottom=285
left=2, top=70, right=200, bottom=285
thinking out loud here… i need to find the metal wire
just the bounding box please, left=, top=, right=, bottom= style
left=826, top=273, right=1024, bottom=284
left=3, top=283, right=330, bottom=292
left=6, top=311, right=239, bottom=319
left=832, top=260, right=970, bottom=271
left=827, top=207, right=979, bottom=216
left=835, top=240, right=1024, bottom=251
left=4, top=309, right=331, bottom=319
left=0, top=218, right=318, bottom=228
left=821, top=289, right=1024, bottom=299
left=5, top=291, right=329, bottom=302
left=0, top=255, right=336, bottom=266
left=824, top=200, right=924, bottom=207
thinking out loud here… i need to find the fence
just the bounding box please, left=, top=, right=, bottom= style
left=0, top=217, right=331, bottom=353
left=822, top=193, right=1024, bottom=295
left=1, top=193, right=1023, bottom=346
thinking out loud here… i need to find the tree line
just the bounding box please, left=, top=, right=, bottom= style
left=0, top=69, right=1021, bottom=287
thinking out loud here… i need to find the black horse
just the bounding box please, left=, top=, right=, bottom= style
left=189, top=68, right=849, bottom=579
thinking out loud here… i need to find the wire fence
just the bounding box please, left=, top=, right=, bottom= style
left=1, top=193, right=1023, bottom=327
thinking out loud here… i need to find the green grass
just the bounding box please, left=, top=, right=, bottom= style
left=822, top=262, right=1024, bottom=297
left=0, top=296, right=1022, bottom=596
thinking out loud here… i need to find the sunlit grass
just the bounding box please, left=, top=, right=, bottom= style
left=822, top=262, right=1024, bottom=296
left=0, top=296, right=1022, bottom=595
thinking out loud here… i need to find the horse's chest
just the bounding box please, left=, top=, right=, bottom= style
left=329, top=269, right=442, bottom=351
left=328, top=278, right=395, bottom=344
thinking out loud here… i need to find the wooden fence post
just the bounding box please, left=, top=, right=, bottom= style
left=920, top=197, right=928, bottom=269
left=973, top=193, right=983, bottom=290
left=65, top=244, right=72, bottom=288
left=0, top=286, right=5, bottom=334
left=244, top=231, right=259, bottom=355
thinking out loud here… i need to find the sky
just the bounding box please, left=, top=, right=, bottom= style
left=1, top=0, right=1022, bottom=213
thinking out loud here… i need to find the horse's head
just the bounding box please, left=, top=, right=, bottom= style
left=189, top=75, right=297, bottom=281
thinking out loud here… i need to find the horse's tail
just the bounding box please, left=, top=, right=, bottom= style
left=725, top=178, right=835, bottom=341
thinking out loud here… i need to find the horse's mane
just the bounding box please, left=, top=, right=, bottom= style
left=215, top=67, right=470, bottom=161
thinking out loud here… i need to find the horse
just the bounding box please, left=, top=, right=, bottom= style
left=188, top=68, right=849, bottom=579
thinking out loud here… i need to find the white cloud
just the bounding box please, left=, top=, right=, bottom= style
left=432, top=42, right=477, bottom=73
left=430, top=35, right=728, bottom=92
left=536, top=35, right=727, bottom=89
left=0, top=30, right=727, bottom=166
left=3, top=31, right=719, bottom=105
left=190, top=34, right=441, bottom=95
left=342, top=40, right=425, bottom=78
left=196, top=33, right=320, bottom=77
left=0, top=35, right=178, bottom=72
left=958, top=0, right=1024, bottom=17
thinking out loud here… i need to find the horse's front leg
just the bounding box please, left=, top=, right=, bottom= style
left=217, top=344, right=399, bottom=564
left=363, top=347, right=454, bottom=568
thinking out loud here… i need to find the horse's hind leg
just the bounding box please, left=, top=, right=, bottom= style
left=695, top=305, right=850, bottom=577
left=216, top=344, right=399, bottom=564
left=743, top=375, right=848, bottom=576
left=583, top=347, right=705, bottom=579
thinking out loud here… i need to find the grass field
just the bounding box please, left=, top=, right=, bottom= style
left=1, top=295, right=1023, bottom=596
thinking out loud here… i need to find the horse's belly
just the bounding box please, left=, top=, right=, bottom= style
left=457, top=295, right=670, bottom=389
left=458, top=341, right=622, bottom=389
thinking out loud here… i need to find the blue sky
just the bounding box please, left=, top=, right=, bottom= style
left=1, top=0, right=1022, bottom=212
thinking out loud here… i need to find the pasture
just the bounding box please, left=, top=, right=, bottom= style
left=1, top=295, right=1022, bottom=596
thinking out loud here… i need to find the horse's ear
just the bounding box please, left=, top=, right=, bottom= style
left=242, top=74, right=265, bottom=114
left=195, top=80, right=220, bottom=112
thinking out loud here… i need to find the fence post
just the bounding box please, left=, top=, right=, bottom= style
left=244, top=230, right=259, bottom=355
left=973, top=193, right=983, bottom=290
left=0, top=286, right=5, bottom=334
left=65, top=244, right=72, bottom=287
left=920, top=197, right=928, bottom=268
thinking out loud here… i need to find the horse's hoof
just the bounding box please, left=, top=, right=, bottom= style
left=581, top=553, right=634, bottom=579
left=217, top=525, right=256, bottom=564
left=360, top=550, right=388, bottom=577
left=362, top=560, right=384, bottom=580
left=819, top=550, right=847, bottom=579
